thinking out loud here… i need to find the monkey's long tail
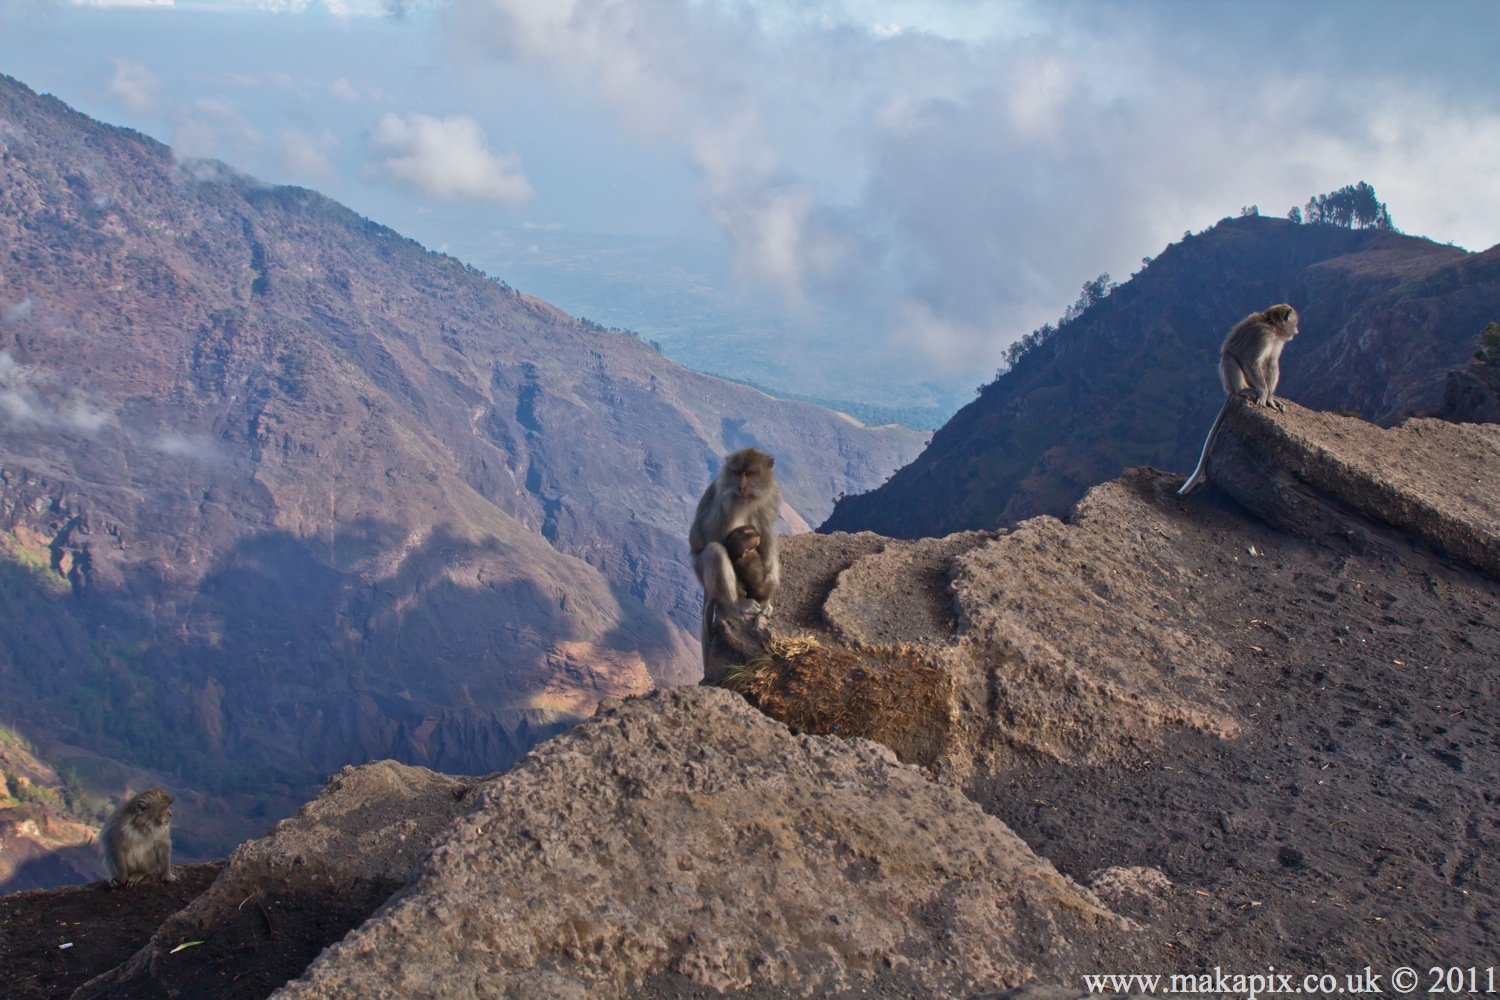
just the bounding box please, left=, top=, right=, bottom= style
left=1178, top=397, right=1230, bottom=495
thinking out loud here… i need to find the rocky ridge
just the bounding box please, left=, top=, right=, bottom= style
left=7, top=398, right=1496, bottom=999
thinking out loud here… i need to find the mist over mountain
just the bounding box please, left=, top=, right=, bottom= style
left=0, top=74, right=924, bottom=859
left=823, top=215, right=1500, bottom=538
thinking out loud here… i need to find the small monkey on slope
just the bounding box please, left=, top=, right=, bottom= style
left=1179, top=304, right=1300, bottom=495
left=690, top=448, right=781, bottom=671
left=101, top=787, right=176, bottom=887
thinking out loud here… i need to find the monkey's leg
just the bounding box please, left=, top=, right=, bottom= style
left=696, top=543, right=746, bottom=671
left=735, top=552, right=773, bottom=604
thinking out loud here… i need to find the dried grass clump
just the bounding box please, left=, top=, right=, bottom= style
left=721, top=634, right=955, bottom=767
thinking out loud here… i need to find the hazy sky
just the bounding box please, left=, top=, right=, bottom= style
left=2, top=0, right=1498, bottom=407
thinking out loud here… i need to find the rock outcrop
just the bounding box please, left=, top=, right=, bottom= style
left=1203, top=397, right=1500, bottom=578
left=74, top=762, right=487, bottom=999
left=274, top=687, right=1126, bottom=999
left=712, top=401, right=1500, bottom=988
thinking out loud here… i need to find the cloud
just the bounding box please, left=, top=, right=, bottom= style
left=0, top=350, right=112, bottom=433
left=439, top=0, right=1500, bottom=383
left=365, top=112, right=533, bottom=203
left=2, top=298, right=33, bottom=324
left=174, top=97, right=262, bottom=162
left=151, top=431, right=225, bottom=462
left=109, top=59, right=160, bottom=114
left=330, top=77, right=359, bottom=101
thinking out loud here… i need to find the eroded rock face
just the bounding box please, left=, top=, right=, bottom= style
left=74, top=761, right=484, bottom=999
left=1209, top=399, right=1500, bottom=577
left=274, top=687, right=1127, bottom=1000
left=734, top=501, right=1240, bottom=775
left=948, top=478, right=1241, bottom=768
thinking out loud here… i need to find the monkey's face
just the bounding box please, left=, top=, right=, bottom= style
left=726, top=459, right=772, bottom=498
left=734, top=467, right=762, bottom=498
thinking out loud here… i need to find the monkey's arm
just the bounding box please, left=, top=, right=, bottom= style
left=688, top=489, right=717, bottom=557
left=753, top=515, right=781, bottom=614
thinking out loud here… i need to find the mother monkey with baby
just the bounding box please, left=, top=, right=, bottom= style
left=689, top=447, right=780, bottom=676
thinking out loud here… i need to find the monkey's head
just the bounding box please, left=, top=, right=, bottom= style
left=130, top=788, right=173, bottom=826
left=721, top=448, right=776, bottom=500
left=1264, top=304, right=1299, bottom=339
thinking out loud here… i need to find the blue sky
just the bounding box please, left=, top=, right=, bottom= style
left=2, top=0, right=1498, bottom=410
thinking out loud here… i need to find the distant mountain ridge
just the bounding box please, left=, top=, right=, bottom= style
left=0, top=74, right=925, bottom=860
left=823, top=215, right=1499, bottom=538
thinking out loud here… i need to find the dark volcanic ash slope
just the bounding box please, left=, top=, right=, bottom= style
left=823, top=214, right=1498, bottom=538
left=0, top=74, right=924, bottom=854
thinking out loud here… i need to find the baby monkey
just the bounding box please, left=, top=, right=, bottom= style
left=1179, top=303, right=1299, bottom=495
left=101, top=787, right=176, bottom=887
left=723, top=524, right=773, bottom=603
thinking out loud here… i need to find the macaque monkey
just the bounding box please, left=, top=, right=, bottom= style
left=723, top=524, right=773, bottom=602
left=690, top=448, right=781, bottom=670
left=1179, top=304, right=1299, bottom=495
left=101, top=787, right=176, bottom=887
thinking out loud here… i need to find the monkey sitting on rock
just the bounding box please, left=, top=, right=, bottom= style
left=690, top=447, right=781, bottom=671
left=1179, top=303, right=1300, bottom=495
left=101, top=787, right=176, bottom=887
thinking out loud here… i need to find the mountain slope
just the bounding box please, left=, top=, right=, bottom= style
left=822, top=215, right=1496, bottom=538
left=0, top=75, right=925, bottom=854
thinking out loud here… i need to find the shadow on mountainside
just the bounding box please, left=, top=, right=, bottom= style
left=0, top=519, right=679, bottom=861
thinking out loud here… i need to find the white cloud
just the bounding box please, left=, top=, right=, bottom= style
left=365, top=112, right=533, bottom=204
left=151, top=431, right=225, bottom=462
left=441, top=0, right=1500, bottom=382
left=2, top=298, right=33, bottom=324
left=0, top=351, right=112, bottom=433
left=330, top=77, right=359, bottom=101
left=109, top=59, right=160, bottom=115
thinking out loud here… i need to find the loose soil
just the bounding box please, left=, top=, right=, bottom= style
left=0, top=863, right=221, bottom=999
left=966, top=480, right=1500, bottom=981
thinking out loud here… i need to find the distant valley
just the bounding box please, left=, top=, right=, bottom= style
left=437, top=225, right=972, bottom=428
